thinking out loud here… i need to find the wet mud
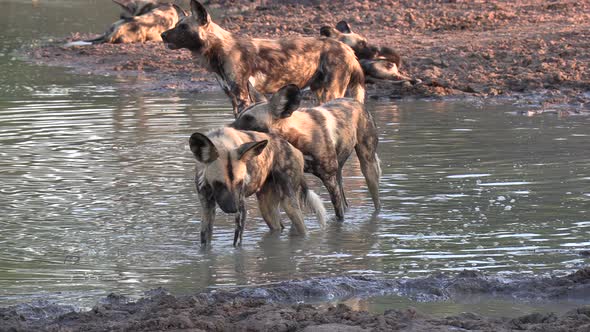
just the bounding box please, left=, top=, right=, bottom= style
left=2, top=268, right=590, bottom=331
left=24, top=0, right=590, bottom=113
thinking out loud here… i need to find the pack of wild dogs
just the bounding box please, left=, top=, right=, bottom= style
left=74, top=0, right=413, bottom=246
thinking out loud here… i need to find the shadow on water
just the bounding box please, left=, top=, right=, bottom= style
left=0, top=0, right=589, bottom=318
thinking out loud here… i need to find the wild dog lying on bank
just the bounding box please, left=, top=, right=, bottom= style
left=66, top=0, right=186, bottom=46
left=232, top=85, right=381, bottom=221
left=320, top=21, right=413, bottom=83
left=161, top=0, right=365, bottom=117
left=189, top=127, right=326, bottom=246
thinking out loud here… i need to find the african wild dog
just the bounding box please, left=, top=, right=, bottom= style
left=66, top=0, right=186, bottom=46
left=232, top=84, right=381, bottom=221
left=161, top=0, right=365, bottom=117
left=190, top=127, right=327, bottom=246
left=320, top=21, right=413, bottom=82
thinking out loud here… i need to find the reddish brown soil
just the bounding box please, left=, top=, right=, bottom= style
left=27, top=0, right=590, bottom=110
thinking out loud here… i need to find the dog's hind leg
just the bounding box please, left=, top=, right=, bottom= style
left=319, top=173, right=346, bottom=221
left=355, top=139, right=381, bottom=212
left=280, top=195, right=307, bottom=236
left=315, top=74, right=346, bottom=104
left=337, top=165, right=349, bottom=210
left=347, top=65, right=366, bottom=104
left=257, top=185, right=284, bottom=231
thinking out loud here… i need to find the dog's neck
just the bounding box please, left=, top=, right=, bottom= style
left=192, top=23, right=236, bottom=72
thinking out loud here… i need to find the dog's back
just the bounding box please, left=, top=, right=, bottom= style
left=106, top=3, right=184, bottom=43
left=73, top=2, right=185, bottom=45
left=243, top=36, right=365, bottom=104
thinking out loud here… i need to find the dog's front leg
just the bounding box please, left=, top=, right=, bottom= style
left=229, top=80, right=251, bottom=117
left=214, top=73, right=241, bottom=117
left=233, top=199, right=247, bottom=247
left=197, top=180, right=216, bottom=246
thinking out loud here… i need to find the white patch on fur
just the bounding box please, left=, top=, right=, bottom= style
left=200, top=147, right=210, bottom=163
left=305, top=190, right=327, bottom=228
left=64, top=41, right=92, bottom=47
left=315, top=107, right=338, bottom=144
left=196, top=171, right=206, bottom=189
left=248, top=72, right=267, bottom=88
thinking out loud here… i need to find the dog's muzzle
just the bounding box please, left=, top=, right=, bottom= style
left=160, top=31, right=177, bottom=49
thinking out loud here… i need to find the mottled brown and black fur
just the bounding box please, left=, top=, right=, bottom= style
left=232, top=85, right=381, bottom=221
left=190, top=127, right=326, bottom=246
left=72, top=0, right=186, bottom=45
left=320, top=21, right=413, bottom=82
left=161, top=0, right=365, bottom=117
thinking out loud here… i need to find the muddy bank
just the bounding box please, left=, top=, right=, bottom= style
left=2, top=268, right=590, bottom=331
left=25, top=0, right=590, bottom=111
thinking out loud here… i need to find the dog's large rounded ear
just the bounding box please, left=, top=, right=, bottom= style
left=189, top=132, right=219, bottom=163
left=190, top=0, right=211, bottom=26
left=135, top=2, right=158, bottom=16
left=269, top=84, right=301, bottom=119
left=237, top=140, right=268, bottom=161
left=247, top=81, right=267, bottom=103
left=112, top=0, right=133, bottom=16
left=320, top=26, right=338, bottom=37
left=336, top=20, right=352, bottom=33
left=173, top=4, right=189, bottom=19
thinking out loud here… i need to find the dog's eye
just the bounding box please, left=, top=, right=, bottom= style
left=358, top=41, right=367, bottom=48
left=212, top=180, right=226, bottom=192
left=179, top=24, right=188, bottom=30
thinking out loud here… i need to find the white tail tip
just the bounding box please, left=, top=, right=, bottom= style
left=306, top=190, right=327, bottom=228
left=64, top=41, right=93, bottom=47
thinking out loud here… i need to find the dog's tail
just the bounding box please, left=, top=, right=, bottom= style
left=64, top=35, right=108, bottom=47
left=300, top=183, right=327, bottom=228
left=348, top=60, right=366, bottom=104
left=375, top=154, right=382, bottom=182
left=64, top=40, right=93, bottom=47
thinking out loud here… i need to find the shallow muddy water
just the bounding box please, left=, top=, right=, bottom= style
left=1, top=0, right=590, bottom=313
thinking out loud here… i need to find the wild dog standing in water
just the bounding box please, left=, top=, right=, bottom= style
left=320, top=21, right=413, bottom=82
left=66, top=0, right=186, bottom=46
left=232, top=85, right=381, bottom=221
left=161, top=0, right=365, bottom=117
left=190, top=127, right=326, bottom=246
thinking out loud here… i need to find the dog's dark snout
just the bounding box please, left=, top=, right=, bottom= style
left=161, top=30, right=168, bottom=40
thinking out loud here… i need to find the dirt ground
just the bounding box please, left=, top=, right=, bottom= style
left=2, top=268, right=590, bottom=331
left=27, top=0, right=590, bottom=111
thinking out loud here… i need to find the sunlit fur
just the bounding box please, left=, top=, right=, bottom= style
left=233, top=85, right=381, bottom=221
left=74, top=1, right=186, bottom=45
left=161, top=0, right=365, bottom=117
left=190, top=127, right=326, bottom=246
left=320, top=21, right=412, bottom=82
